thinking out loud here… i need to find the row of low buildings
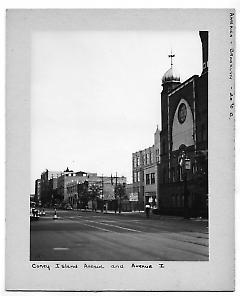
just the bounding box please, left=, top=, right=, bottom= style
left=34, top=167, right=129, bottom=211
left=132, top=31, right=208, bottom=217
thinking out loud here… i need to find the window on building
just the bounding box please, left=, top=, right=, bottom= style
left=150, top=173, right=155, bottom=184
left=136, top=157, right=139, bottom=166
left=150, top=152, right=154, bottom=164
left=137, top=171, right=140, bottom=182
left=133, top=157, right=136, bottom=168
left=134, top=172, right=140, bottom=183
left=146, top=153, right=150, bottom=165
left=146, top=174, right=150, bottom=185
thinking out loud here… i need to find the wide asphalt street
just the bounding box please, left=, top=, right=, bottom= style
left=30, top=209, right=208, bottom=261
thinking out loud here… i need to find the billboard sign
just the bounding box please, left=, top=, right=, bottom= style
left=129, top=192, right=138, bottom=201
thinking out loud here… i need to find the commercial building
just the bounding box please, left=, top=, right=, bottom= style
left=132, top=127, right=161, bottom=210
left=40, top=169, right=62, bottom=206
left=37, top=166, right=127, bottom=209
left=30, top=194, right=35, bottom=202
left=66, top=173, right=126, bottom=210
left=57, top=168, right=88, bottom=201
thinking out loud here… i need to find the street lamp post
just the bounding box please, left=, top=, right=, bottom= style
left=179, top=150, right=191, bottom=219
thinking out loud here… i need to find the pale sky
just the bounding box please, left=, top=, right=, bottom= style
left=31, top=30, right=202, bottom=192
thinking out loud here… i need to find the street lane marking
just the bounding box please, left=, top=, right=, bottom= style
left=53, top=248, right=69, bottom=251
left=82, top=223, right=113, bottom=232
left=98, top=222, right=142, bottom=233
left=82, top=219, right=142, bottom=233
left=100, top=220, right=141, bottom=223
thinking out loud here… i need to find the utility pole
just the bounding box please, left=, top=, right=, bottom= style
left=115, top=172, right=117, bottom=214
left=101, top=174, right=104, bottom=212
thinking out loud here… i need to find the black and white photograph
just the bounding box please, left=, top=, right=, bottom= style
left=5, top=9, right=235, bottom=291
left=30, top=30, right=208, bottom=262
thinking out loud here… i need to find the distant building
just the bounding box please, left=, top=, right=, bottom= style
left=66, top=173, right=126, bottom=210
left=34, top=179, right=41, bottom=205
left=38, top=167, right=127, bottom=209
left=57, top=168, right=89, bottom=201
left=30, top=194, right=35, bottom=202
left=132, top=127, right=161, bottom=210
left=40, top=169, right=62, bottom=205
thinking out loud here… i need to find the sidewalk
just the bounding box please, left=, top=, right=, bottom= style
left=92, top=209, right=208, bottom=222
left=43, top=208, right=208, bottom=223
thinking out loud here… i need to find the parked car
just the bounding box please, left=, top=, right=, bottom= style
left=64, top=204, right=73, bottom=210
left=30, top=207, right=40, bottom=221
left=39, top=208, right=46, bottom=216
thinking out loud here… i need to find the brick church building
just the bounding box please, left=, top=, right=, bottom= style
left=132, top=31, right=208, bottom=217
left=158, top=31, right=208, bottom=217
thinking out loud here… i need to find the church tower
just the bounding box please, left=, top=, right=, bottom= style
left=160, top=52, right=181, bottom=183
left=161, top=52, right=181, bottom=134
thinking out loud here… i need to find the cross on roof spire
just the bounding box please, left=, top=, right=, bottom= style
left=168, top=50, right=175, bottom=67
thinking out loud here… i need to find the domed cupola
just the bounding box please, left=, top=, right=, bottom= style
left=162, top=67, right=180, bottom=84
left=161, top=51, right=181, bottom=92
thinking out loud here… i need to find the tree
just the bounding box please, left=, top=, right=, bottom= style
left=88, top=183, right=101, bottom=211
left=193, top=150, right=208, bottom=194
left=78, top=181, right=89, bottom=209
left=192, top=150, right=208, bottom=217
left=115, top=183, right=126, bottom=213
